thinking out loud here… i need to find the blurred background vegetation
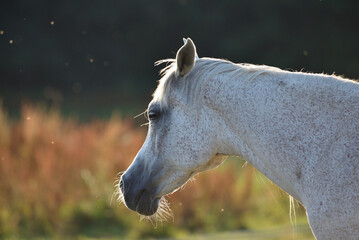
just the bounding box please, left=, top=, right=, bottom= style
left=0, top=0, right=358, bottom=239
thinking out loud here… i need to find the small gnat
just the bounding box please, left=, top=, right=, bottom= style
left=0, top=30, right=4, bottom=35
left=50, top=21, right=55, bottom=25
left=51, top=141, right=55, bottom=144
left=26, top=116, right=31, bottom=120
left=9, top=40, right=13, bottom=44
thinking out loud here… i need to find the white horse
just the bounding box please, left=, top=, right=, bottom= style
left=119, top=38, right=359, bottom=239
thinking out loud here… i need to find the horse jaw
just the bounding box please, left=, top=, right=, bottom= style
left=202, top=153, right=228, bottom=171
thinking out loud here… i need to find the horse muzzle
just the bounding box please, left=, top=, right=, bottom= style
left=120, top=174, right=160, bottom=216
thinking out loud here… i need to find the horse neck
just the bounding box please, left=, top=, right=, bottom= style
left=204, top=70, right=344, bottom=201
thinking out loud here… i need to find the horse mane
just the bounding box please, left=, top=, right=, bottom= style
left=153, top=57, right=359, bottom=112
left=153, top=57, right=283, bottom=110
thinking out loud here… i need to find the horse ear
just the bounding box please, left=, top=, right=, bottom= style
left=176, top=38, right=197, bottom=77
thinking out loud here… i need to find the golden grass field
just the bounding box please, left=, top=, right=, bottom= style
left=0, top=103, right=314, bottom=239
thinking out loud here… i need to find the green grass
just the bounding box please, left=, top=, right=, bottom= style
left=8, top=224, right=314, bottom=240
left=169, top=224, right=314, bottom=240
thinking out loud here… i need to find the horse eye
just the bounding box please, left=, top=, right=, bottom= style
left=148, top=110, right=159, bottom=120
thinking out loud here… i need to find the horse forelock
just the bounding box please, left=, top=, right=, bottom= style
left=153, top=59, right=176, bottom=110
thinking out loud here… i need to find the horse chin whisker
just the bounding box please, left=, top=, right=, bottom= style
left=173, top=174, right=197, bottom=193
left=113, top=176, right=126, bottom=206
left=157, top=197, right=174, bottom=222
left=139, top=197, right=173, bottom=225
left=116, top=171, right=125, bottom=178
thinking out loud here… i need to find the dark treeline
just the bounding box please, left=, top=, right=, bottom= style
left=1, top=0, right=358, bottom=118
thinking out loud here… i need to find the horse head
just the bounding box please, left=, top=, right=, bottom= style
left=119, top=38, right=229, bottom=218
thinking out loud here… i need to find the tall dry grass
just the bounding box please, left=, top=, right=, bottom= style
left=0, top=103, right=145, bottom=237
left=0, top=103, right=307, bottom=239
